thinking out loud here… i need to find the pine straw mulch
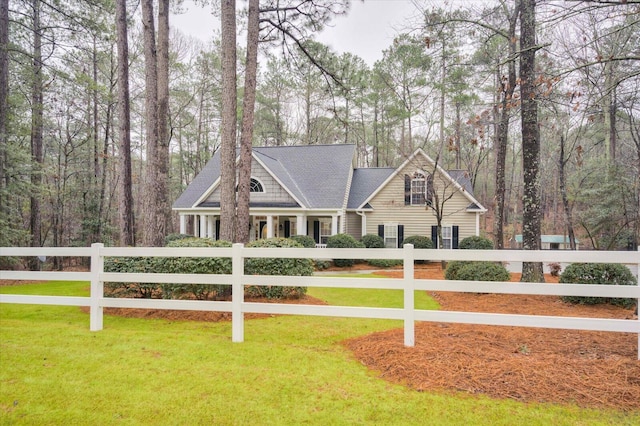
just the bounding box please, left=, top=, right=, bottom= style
left=3, top=264, right=639, bottom=411
left=344, top=267, right=640, bottom=411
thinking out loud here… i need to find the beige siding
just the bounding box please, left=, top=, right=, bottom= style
left=344, top=212, right=362, bottom=240
left=365, top=155, right=478, bottom=240
left=205, top=161, right=297, bottom=205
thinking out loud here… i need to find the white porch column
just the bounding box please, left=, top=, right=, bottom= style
left=266, top=215, right=274, bottom=238
left=331, top=215, right=338, bottom=235
left=296, top=214, right=306, bottom=236
left=200, top=215, right=208, bottom=238
left=207, top=216, right=215, bottom=239
left=193, top=215, right=199, bottom=237
left=179, top=214, right=186, bottom=235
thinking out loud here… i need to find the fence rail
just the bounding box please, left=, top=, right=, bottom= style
left=1, top=244, right=639, bottom=358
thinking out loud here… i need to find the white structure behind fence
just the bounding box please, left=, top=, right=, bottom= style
left=1, top=244, right=639, bottom=358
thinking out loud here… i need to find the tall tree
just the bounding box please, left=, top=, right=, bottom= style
left=219, top=0, right=238, bottom=242
left=141, top=0, right=171, bottom=247
left=0, top=0, right=8, bottom=217
left=29, top=0, right=44, bottom=268
left=519, top=0, right=544, bottom=282
left=115, top=0, right=135, bottom=246
left=236, top=0, right=260, bottom=244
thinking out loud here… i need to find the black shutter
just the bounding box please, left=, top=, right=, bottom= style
left=215, top=220, right=221, bottom=241
left=452, top=226, right=459, bottom=249
left=378, top=224, right=384, bottom=238
left=284, top=221, right=291, bottom=238
left=404, top=174, right=411, bottom=205
left=426, top=175, right=434, bottom=206
left=398, top=225, right=404, bottom=248
left=431, top=225, right=438, bottom=248
left=313, top=221, right=320, bottom=243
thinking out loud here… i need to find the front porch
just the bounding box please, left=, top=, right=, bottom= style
left=178, top=212, right=346, bottom=247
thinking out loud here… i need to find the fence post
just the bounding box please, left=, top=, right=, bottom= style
left=232, top=243, right=244, bottom=343
left=90, top=243, right=104, bottom=331
left=403, top=243, right=415, bottom=347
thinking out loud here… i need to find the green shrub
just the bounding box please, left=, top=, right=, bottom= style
left=459, top=235, right=493, bottom=250
left=313, top=259, right=331, bottom=270
left=402, top=235, right=433, bottom=264
left=244, top=238, right=312, bottom=299
left=160, top=238, right=232, bottom=300
left=455, top=262, right=510, bottom=282
left=164, top=233, right=193, bottom=246
left=402, top=235, right=434, bottom=249
left=444, top=260, right=465, bottom=280
left=326, top=233, right=365, bottom=267
left=559, top=263, right=637, bottom=308
left=104, top=238, right=233, bottom=300
left=361, top=234, right=385, bottom=248
left=445, top=261, right=509, bottom=282
left=104, top=256, right=160, bottom=299
left=367, top=258, right=403, bottom=268
left=289, top=234, right=317, bottom=248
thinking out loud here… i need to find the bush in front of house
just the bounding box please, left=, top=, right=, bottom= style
left=288, top=234, right=316, bottom=248
left=367, top=258, right=403, bottom=268
left=104, top=255, right=160, bottom=298
left=160, top=238, right=232, bottom=300
left=559, top=263, right=637, bottom=308
left=459, top=235, right=494, bottom=250
left=450, top=261, right=510, bottom=282
left=402, top=235, right=434, bottom=249
left=326, top=233, right=365, bottom=267
left=104, top=237, right=233, bottom=300
left=164, top=233, right=193, bottom=246
left=244, top=237, right=312, bottom=299
left=402, top=235, right=434, bottom=264
left=361, top=234, right=385, bottom=248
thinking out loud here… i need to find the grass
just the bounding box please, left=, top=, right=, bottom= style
left=1, top=280, right=639, bottom=425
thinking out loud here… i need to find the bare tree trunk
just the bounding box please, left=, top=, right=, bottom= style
left=30, top=0, right=43, bottom=268
left=116, top=0, right=135, bottom=246
left=494, top=4, right=518, bottom=250
left=558, top=135, right=576, bottom=250
left=156, top=0, right=171, bottom=240
left=219, top=0, right=237, bottom=242
left=236, top=0, right=259, bottom=244
left=519, top=0, right=544, bottom=282
left=141, top=0, right=161, bottom=246
left=0, top=0, right=8, bottom=215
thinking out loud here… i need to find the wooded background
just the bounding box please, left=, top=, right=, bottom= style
left=0, top=0, right=638, bottom=264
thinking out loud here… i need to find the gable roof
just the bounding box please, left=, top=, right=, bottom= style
left=173, top=144, right=357, bottom=210
left=357, top=148, right=487, bottom=212
left=347, top=168, right=395, bottom=209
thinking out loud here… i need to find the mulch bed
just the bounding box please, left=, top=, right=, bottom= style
left=3, top=264, right=639, bottom=411
left=344, top=268, right=640, bottom=411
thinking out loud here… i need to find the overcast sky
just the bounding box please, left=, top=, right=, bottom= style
left=171, top=0, right=422, bottom=66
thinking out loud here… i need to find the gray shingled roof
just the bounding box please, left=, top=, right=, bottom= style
left=447, top=170, right=474, bottom=196
left=173, top=144, right=357, bottom=210
left=347, top=168, right=395, bottom=209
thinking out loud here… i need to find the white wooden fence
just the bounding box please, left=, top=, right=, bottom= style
left=1, top=244, right=639, bottom=359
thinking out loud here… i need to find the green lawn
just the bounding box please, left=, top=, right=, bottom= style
left=1, top=280, right=638, bottom=425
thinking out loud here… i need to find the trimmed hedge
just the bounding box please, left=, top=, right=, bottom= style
left=459, top=235, right=493, bottom=250
left=402, top=235, right=433, bottom=249
left=361, top=234, right=385, bottom=248
left=327, top=233, right=365, bottom=267
left=559, top=263, right=637, bottom=308
left=445, top=261, right=509, bottom=282
left=244, top=238, right=312, bottom=299
left=289, top=234, right=316, bottom=248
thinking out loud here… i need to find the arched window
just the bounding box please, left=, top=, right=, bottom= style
left=249, top=178, right=264, bottom=193
left=411, top=171, right=426, bottom=205
left=406, top=171, right=433, bottom=206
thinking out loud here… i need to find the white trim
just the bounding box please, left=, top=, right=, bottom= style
left=252, top=153, right=308, bottom=208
